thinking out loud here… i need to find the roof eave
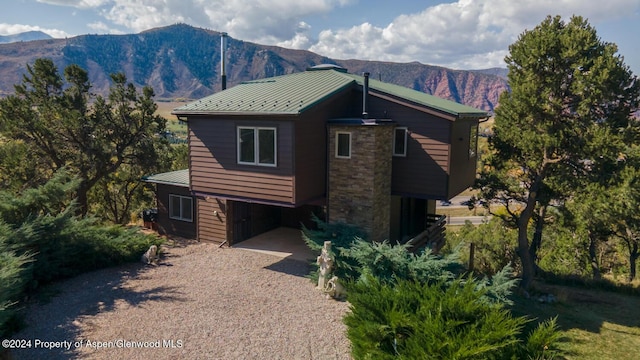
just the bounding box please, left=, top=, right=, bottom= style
left=171, top=110, right=302, bottom=117
left=369, top=89, right=488, bottom=121
left=457, top=112, right=491, bottom=119
left=141, top=178, right=190, bottom=188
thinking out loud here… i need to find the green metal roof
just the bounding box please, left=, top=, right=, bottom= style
left=173, top=70, right=355, bottom=115
left=142, top=169, right=189, bottom=187
left=173, top=67, right=488, bottom=118
left=342, top=73, right=488, bottom=118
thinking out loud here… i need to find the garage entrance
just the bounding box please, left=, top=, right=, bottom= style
left=229, top=201, right=324, bottom=245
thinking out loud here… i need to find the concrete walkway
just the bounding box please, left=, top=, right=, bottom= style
left=232, top=227, right=316, bottom=262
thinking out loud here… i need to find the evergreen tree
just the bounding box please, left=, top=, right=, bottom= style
left=476, top=15, right=640, bottom=289
left=0, top=171, right=162, bottom=336
left=0, top=58, right=169, bottom=217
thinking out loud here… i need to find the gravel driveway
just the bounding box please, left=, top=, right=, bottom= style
left=8, top=240, right=351, bottom=359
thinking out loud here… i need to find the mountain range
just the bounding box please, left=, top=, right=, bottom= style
left=0, top=30, right=51, bottom=44
left=0, top=24, right=509, bottom=112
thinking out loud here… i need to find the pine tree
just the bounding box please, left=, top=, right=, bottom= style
left=476, top=15, right=640, bottom=289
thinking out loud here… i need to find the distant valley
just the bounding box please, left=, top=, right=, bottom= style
left=0, top=24, right=509, bottom=112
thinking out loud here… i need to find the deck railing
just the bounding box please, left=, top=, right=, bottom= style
left=404, top=214, right=447, bottom=253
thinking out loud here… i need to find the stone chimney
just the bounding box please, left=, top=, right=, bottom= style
left=327, top=119, right=394, bottom=242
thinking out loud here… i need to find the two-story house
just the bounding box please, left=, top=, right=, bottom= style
left=143, top=64, right=487, bottom=247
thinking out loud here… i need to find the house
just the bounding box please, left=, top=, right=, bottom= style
left=142, top=169, right=195, bottom=239
left=144, top=64, right=487, bottom=246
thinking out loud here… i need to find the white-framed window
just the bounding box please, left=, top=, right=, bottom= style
left=169, top=194, right=193, bottom=222
left=393, top=127, right=408, bottom=157
left=335, top=131, right=351, bottom=159
left=237, top=126, right=277, bottom=166
left=469, top=124, right=478, bottom=158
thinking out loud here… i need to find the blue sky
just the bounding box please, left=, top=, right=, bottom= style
left=2, top=0, right=639, bottom=74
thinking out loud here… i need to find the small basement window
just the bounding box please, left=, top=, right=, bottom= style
left=336, top=132, right=351, bottom=158
left=238, top=126, right=277, bottom=166
left=393, top=127, right=408, bottom=157
left=169, top=194, right=193, bottom=222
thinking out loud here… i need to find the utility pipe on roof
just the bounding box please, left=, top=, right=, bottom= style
left=221, top=32, right=228, bottom=90
left=362, top=72, right=370, bottom=119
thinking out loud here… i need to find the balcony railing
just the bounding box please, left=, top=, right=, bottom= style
left=404, top=214, right=447, bottom=253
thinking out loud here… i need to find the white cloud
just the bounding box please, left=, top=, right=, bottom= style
left=308, top=0, right=640, bottom=69
left=37, top=0, right=110, bottom=9
left=94, top=0, right=352, bottom=45
left=277, top=21, right=313, bottom=49
left=87, top=21, right=125, bottom=34
left=0, top=23, right=71, bottom=38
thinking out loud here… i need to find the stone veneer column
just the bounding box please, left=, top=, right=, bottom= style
left=328, top=122, right=394, bottom=242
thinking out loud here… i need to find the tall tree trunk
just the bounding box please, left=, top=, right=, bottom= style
left=629, top=242, right=638, bottom=282
left=517, top=217, right=536, bottom=291
left=529, top=205, right=547, bottom=265
left=588, top=233, right=602, bottom=280
left=77, top=180, right=89, bottom=216
left=517, top=176, right=543, bottom=291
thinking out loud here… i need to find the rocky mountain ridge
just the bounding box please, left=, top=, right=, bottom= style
left=0, top=24, right=509, bottom=112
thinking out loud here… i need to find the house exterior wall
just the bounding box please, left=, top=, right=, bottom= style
left=294, top=89, right=353, bottom=204
left=196, top=196, right=227, bottom=244
left=188, top=116, right=295, bottom=205
left=364, top=94, right=453, bottom=199
left=327, top=123, right=394, bottom=242
left=448, top=117, right=480, bottom=197
left=156, top=184, right=197, bottom=239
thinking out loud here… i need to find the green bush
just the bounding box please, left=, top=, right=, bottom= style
left=302, top=215, right=368, bottom=281
left=342, top=239, right=463, bottom=285
left=303, top=216, right=465, bottom=285
left=345, top=276, right=562, bottom=360
left=0, top=171, right=163, bottom=336
left=304, top=217, right=561, bottom=359
left=446, top=218, right=519, bottom=276
left=0, top=241, right=33, bottom=337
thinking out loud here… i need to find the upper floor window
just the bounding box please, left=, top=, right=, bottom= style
left=238, top=126, right=277, bottom=166
left=336, top=132, right=351, bottom=158
left=469, top=124, right=478, bottom=158
left=169, top=194, right=193, bottom=222
left=393, top=127, right=408, bottom=157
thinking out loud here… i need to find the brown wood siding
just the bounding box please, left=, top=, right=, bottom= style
left=448, top=118, right=479, bottom=197
left=366, top=95, right=452, bottom=198
left=155, top=184, right=196, bottom=239
left=294, top=89, right=354, bottom=204
left=197, top=196, right=227, bottom=244
left=188, top=117, right=295, bottom=204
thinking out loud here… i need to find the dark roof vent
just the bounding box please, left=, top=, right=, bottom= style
left=306, top=64, right=347, bottom=73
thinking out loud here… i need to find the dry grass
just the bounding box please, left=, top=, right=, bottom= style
left=155, top=101, right=189, bottom=139
left=155, top=101, right=187, bottom=120
left=437, top=206, right=490, bottom=217
left=511, top=282, right=640, bottom=359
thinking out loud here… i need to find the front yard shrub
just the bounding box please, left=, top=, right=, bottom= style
left=302, top=215, right=367, bottom=281
left=342, top=239, right=463, bottom=285
left=303, top=216, right=464, bottom=284
left=345, top=276, right=562, bottom=360
left=0, top=238, right=33, bottom=337
left=0, top=171, right=163, bottom=336
left=304, top=217, right=561, bottom=359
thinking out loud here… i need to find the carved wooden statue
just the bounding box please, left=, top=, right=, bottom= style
left=317, top=241, right=333, bottom=290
